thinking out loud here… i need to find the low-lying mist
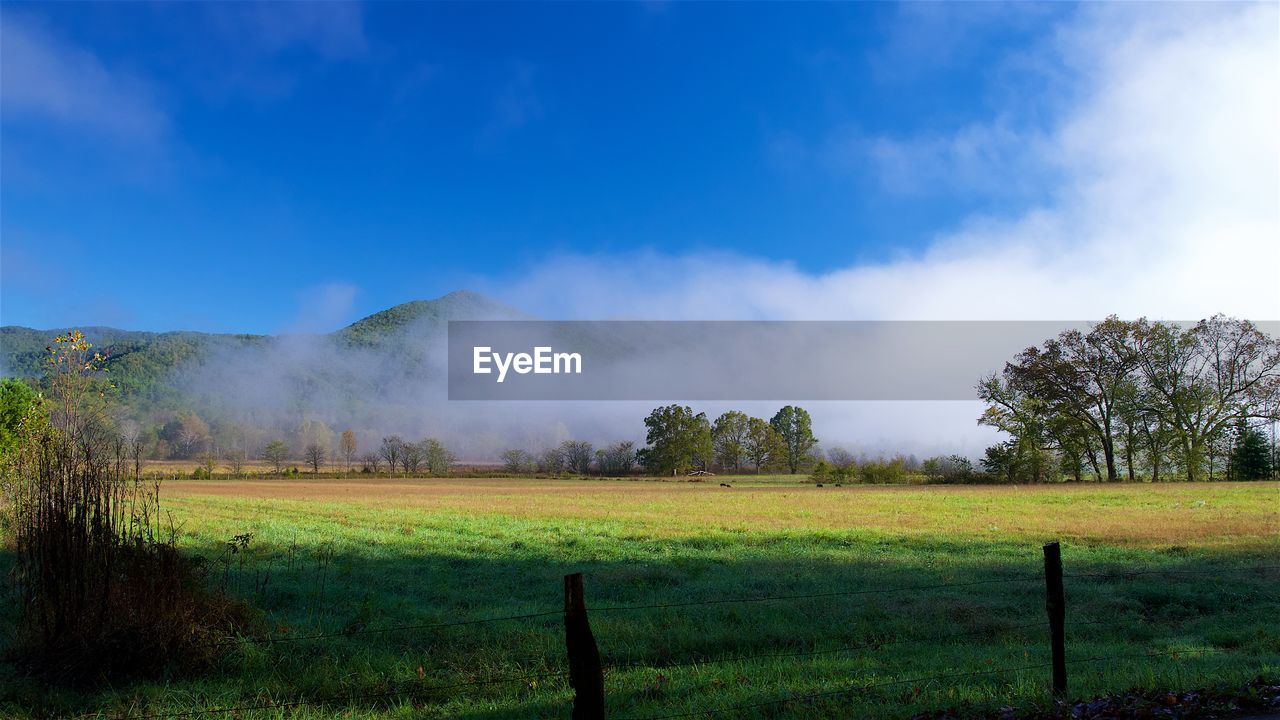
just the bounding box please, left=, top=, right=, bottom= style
left=172, top=304, right=996, bottom=461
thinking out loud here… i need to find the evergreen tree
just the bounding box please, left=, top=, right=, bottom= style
left=1230, top=422, right=1273, bottom=480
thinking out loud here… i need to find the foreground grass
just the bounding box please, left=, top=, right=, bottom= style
left=2, top=479, right=1277, bottom=719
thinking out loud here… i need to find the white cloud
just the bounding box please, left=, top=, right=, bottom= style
left=0, top=13, right=168, bottom=140
left=491, top=3, right=1279, bottom=323
left=857, top=121, right=1053, bottom=198
left=465, top=3, right=1277, bottom=457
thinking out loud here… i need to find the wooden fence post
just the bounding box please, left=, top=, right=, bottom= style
left=1042, top=541, right=1067, bottom=697
left=564, top=572, right=606, bottom=720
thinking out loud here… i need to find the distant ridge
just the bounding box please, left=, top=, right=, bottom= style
left=0, top=290, right=528, bottom=382
left=336, top=290, right=529, bottom=348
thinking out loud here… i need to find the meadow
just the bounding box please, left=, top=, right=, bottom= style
left=2, top=478, right=1278, bottom=719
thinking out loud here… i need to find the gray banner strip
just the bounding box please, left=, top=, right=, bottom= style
left=447, top=320, right=1279, bottom=401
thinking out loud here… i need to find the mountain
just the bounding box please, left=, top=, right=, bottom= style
left=335, top=290, right=528, bottom=348
left=0, top=290, right=525, bottom=407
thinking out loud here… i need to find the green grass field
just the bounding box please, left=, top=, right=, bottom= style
left=3, top=478, right=1278, bottom=719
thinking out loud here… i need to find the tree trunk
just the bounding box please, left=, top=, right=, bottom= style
left=1103, top=440, right=1118, bottom=482
left=1185, top=439, right=1200, bottom=482
left=1124, top=430, right=1136, bottom=482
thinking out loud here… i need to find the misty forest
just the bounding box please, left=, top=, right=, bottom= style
left=2, top=303, right=1277, bottom=484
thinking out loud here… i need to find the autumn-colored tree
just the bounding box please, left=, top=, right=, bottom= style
left=160, top=412, right=211, bottom=459
left=44, top=330, right=111, bottom=445
left=340, top=429, right=357, bottom=471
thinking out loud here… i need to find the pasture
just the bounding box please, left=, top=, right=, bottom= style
left=3, top=478, right=1278, bottom=719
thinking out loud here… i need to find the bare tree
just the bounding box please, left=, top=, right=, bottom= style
left=118, top=420, right=146, bottom=477
left=379, top=436, right=404, bottom=476
left=129, top=435, right=146, bottom=477
left=402, top=441, right=424, bottom=474
left=224, top=446, right=246, bottom=476
left=559, top=440, right=594, bottom=475
left=175, top=412, right=211, bottom=459
left=826, top=446, right=856, bottom=470
left=304, top=443, right=327, bottom=473
left=598, top=441, right=636, bottom=476
left=539, top=447, right=566, bottom=474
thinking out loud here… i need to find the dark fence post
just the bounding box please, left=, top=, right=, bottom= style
left=1043, top=541, right=1067, bottom=697
left=564, top=572, right=606, bottom=720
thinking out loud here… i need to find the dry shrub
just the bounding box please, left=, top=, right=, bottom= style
left=0, top=333, right=255, bottom=684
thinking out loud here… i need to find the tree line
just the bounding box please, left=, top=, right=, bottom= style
left=253, top=431, right=458, bottom=477
left=3, top=317, right=1276, bottom=483
left=500, top=405, right=820, bottom=477
left=977, top=315, right=1278, bottom=482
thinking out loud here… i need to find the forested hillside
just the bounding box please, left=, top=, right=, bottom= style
left=0, top=290, right=523, bottom=457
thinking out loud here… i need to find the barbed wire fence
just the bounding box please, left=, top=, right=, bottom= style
left=86, top=544, right=1277, bottom=720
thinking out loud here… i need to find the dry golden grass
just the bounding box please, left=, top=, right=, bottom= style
left=165, top=477, right=1280, bottom=549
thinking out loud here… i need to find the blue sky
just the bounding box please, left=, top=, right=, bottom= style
left=0, top=2, right=1078, bottom=332
left=2, top=2, right=1275, bottom=332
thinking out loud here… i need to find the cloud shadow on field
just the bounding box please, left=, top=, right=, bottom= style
left=2, top=532, right=1276, bottom=719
